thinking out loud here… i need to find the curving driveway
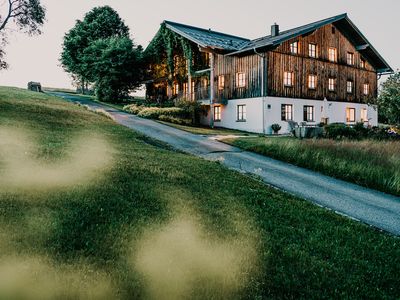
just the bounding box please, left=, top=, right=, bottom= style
left=49, top=92, right=400, bottom=236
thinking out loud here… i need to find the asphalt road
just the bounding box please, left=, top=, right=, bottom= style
left=49, top=92, right=400, bottom=236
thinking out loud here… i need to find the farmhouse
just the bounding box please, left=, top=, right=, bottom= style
left=144, top=14, right=393, bottom=133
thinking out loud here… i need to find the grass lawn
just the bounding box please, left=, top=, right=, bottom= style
left=0, top=86, right=399, bottom=299
left=158, top=121, right=255, bottom=136
left=223, top=136, right=400, bottom=196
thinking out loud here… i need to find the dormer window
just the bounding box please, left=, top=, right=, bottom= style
left=347, top=52, right=354, bottom=65
left=328, top=47, right=337, bottom=62
left=290, top=41, right=298, bottom=54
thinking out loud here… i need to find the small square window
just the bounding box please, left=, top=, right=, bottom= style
left=328, top=78, right=336, bottom=91
left=284, top=71, right=293, bottom=87
left=236, top=72, right=246, bottom=88
left=308, top=75, right=317, bottom=89
left=309, top=43, right=317, bottom=58
left=290, top=41, right=299, bottom=54
left=237, top=105, right=246, bottom=121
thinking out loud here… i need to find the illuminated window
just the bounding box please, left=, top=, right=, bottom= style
left=308, top=75, right=317, bottom=89
left=284, top=71, right=293, bottom=87
left=218, top=75, right=225, bottom=90
left=173, top=83, right=179, bottom=95
left=363, top=83, right=370, bottom=95
left=328, top=47, right=337, bottom=62
left=281, top=104, right=293, bottom=121
left=346, top=107, right=356, bottom=123
left=360, top=58, right=366, bottom=68
left=309, top=43, right=317, bottom=58
left=214, top=106, right=221, bottom=121
left=328, top=78, right=336, bottom=91
left=303, top=105, right=314, bottom=122
left=347, top=81, right=353, bottom=93
left=361, top=108, right=368, bottom=122
left=203, top=78, right=209, bottom=88
left=183, top=82, right=188, bottom=95
left=237, top=105, right=246, bottom=121
left=191, top=80, right=195, bottom=100
left=236, top=72, right=246, bottom=88
left=290, top=41, right=298, bottom=54
left=347, top=52, right=354, bottom=65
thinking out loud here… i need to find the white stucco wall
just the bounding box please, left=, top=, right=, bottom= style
left=200, top=96, right=378, bottom=134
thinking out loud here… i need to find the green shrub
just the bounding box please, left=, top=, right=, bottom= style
left=137, top=107, right=187, bottom=119
left=123, top=104, right=144, bottom=115
left=271, top=124, right=281, bottom=134
left=159, top=114, right=192, bottom=125
left=324, top=123, right=357, bottom=139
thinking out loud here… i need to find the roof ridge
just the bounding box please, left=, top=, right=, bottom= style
left=163, top=20, right=250, bottom=41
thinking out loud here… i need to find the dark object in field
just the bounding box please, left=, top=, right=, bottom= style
left=27, top=82, right=42, bottom=92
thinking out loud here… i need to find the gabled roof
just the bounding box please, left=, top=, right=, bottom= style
left=164, top=20, right=249, bottom=51
left=161, top=14, right=393, bottom=74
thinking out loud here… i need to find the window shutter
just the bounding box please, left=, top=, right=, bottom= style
left=281, top=104, right=286, bottom=121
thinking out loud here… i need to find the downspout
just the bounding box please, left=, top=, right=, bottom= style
left=209, top=52, right=215, bottom=128
left=254, top=48, right=266, bottom=134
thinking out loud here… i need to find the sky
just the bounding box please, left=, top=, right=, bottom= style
left=0, top=0, right=399, bottom=89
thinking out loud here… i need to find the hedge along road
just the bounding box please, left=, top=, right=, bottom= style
left=49, top=92, right=400, bottom=236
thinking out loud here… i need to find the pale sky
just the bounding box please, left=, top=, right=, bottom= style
left=0, top=0, right=399, bottom=89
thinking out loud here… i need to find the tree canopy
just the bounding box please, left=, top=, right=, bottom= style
left=60, top=6, right=142, bottom=101
left=0, top=0, right=46, bottom=69
left=378, top=72, right=400, bottom=125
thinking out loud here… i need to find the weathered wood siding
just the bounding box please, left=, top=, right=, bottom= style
left=267, top=24, right=377, bottom=103
left=213, top=53, right=264, bottom=101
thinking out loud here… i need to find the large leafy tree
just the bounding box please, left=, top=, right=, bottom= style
left=378, top=72, right=400, bottom=125
left=0, top=0, right=46, bottom=69
left=60, top=6, right=133, bottom=95
left=83, top=37, right=143, bottom=101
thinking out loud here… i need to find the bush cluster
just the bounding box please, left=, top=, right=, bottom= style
left=324, top=123, right=400, bottom=140
left=159, top=115, right=192, bottom=125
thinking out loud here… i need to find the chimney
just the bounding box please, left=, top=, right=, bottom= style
left=271, top=23, right=279, bottom=37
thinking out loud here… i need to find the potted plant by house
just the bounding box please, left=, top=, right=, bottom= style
left=271, top=123, right=281, bottom=135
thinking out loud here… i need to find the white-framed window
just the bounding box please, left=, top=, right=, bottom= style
left=308, top=75, right=317, bottom=89
left=363, top=83, right=370, bottom=95
left=214, top=106, right=221, bottom=122
left=303, top=105, right=314, bottom=122
left=237, top=104, right=246, bottom=121
left=309, top=43, right=317, bottom=58
left=284, top=71, right=293, bottom=87
left=360, top=58, right=366, bottom=69
left=328, top=78, right=336, bottom=91
left=346, top=107, right=356, bottom=123
left=361, top=108, right=368, bottom=122
left=347, top=52, right=354, bottom=66
left=347, top=81, right=353, bottom=93
left=290, top=41, right=298, bottom=54
left=236, top=72, right=246, bottom=88
left=218, top=75, right=225, bottom=90
left=281, top=104, right=293, bottom=121
left=328, top=47, right=337, bottom=62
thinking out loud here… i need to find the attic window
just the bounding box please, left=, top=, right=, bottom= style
left=290, top=41, right=298, bottom=54
left=328, top=47, right=337, bottom=62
